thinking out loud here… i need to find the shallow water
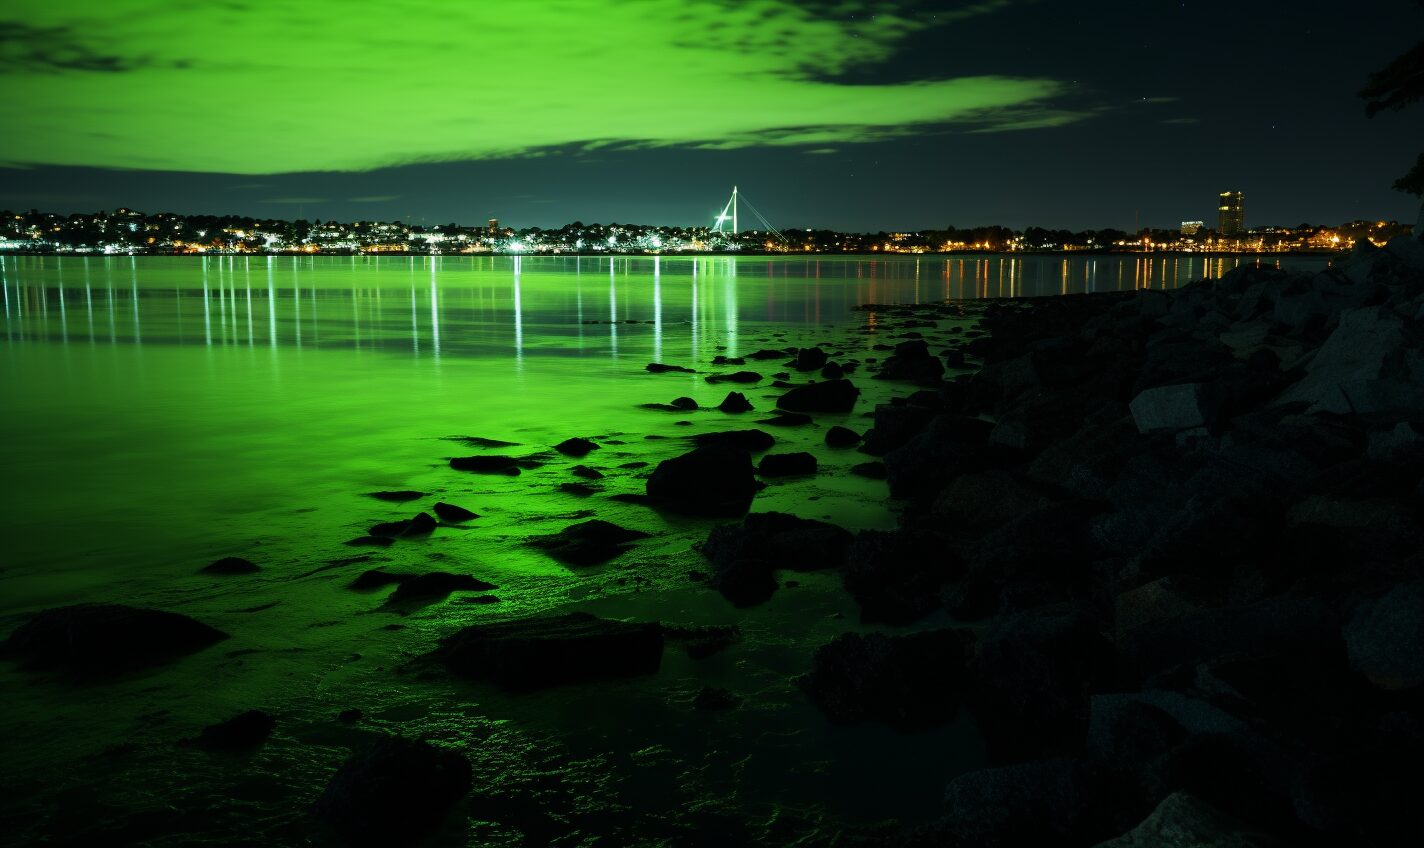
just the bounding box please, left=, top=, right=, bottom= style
left=0, top=253, right=1327, bottom=844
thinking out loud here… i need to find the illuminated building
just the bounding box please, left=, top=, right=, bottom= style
left=487, top=218, right=500, bottom=234
left=1218, top=192, right=1245, bottom=236
left=1180, top=221, right=1204, bottom=236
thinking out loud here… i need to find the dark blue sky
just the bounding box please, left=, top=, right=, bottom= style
left=1, top=0, right=1420, bottom=231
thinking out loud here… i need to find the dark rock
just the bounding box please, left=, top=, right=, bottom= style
left=711, top=354, right=746, bottom=365
left=690, top=429, right=775, bottom=452
left=820, top=361, right=845, bottom=380
left=554, top=437, right=598, bottom=457
left=701, top=512, right=853, bottom=605
left=935, top=759, right=1098, bottom=848
left=202, top=556, right=260, bottom=575
left=1, top=603, right=227, bottom=671
left=844, top=529, right=960, bottom=624
left=670, top=396, right=698, bottom=410
left=931, top=470, right=1054, bottom=533
left=349, top=569, right=413, bottom=590
left=188, top=709, right=276, bottom=751
left=793, top=347, right=829, bottom=371
left=825, top=425, right=861, bottom=447
left=749, top=348, right=790, bottom=360
left=430, top=612, right=663, bottom=689
left=718, top=391, right=753, bottom=413
left=877, top=342, right=947, bottom=383
left=344, top=535, right=395, bottom=548
left=777, top=379, right=860, bottom=413
left=559, top=482, right=599, bottom=497
left=449, top=455, right=525, bottom=475
left=368, top=519, right=411, bottom=537
left=528, top=519, right=651, bottom=566
left=1342, top=580, right=1424, bottom=690
left=447, top=436, right=519, bottom=448
left=568, top=465, right=603, bottom=479
left=704, top=370, right=764, bottom=384
left=757, top=452, right=817, bottom=477
left=1094, top=792, right=1280, bottom=847
left=1129, top=383, right=1219, bottom=433
left=662, top=623, right=741, bottom=659
left=646, top=362, right=695, bottom=373
left=798, top=629, right=974, bottom=730
left=312, top=735, right=472, bottom=847
left=968, top=607, right=1114, bottom=761
left=432, top=502, right=478, bottom=522
left=850, top=461, right=888, bottom=479
left=404, top=512, right=437, bottom=536
left=646, top=445, right=758, bottom=516
left=693, top=685, right=742, bottom=711
left=386, top=572, right=496, bottom=605
left=366, top=490, right=423, bottom=502
left=337, top=708, right=362, bottom=723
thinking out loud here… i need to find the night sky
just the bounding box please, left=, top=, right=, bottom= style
left=1, top=0, right=1420, bottom=231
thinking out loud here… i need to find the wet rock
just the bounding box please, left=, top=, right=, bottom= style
left=701, top=512, right=853, bottom=605
left=312, top=735, right=472, bottom=848
left=1092, top=792, right=1279, bottom=847
left=969, top=606, right=1114, bottom=761
left=936, top=759, right=1097, bottom=848
left=386, top=572, right=496, bottom=605
left=646, top=445, right=758, bottom=517
left=449, top=455, right=527, bottom=475
left=559, top=482, right=599, bottom=496
left=1129, top=383, right=1218, bottom=433
left=554, top=437, right=598, bottom=457
left=690, top=429, right=775, bottom=452
left=368, top=519, right=412, bottom=537
left=344, top=535, right=394, bottom=548
left=187, top=709, right=276, bottom=752
left=876, top=339, right=947, bottom=383
left=366, top=490, right=423, bottom=502
left=704, top=370, right=764, bottom=384
left=850, top=461, right=888, bottom=479
left=718, top=391, right=753, bottom=413
left=776, top=379, right=860, bottom=413
left=693, top=685, right=742, bottom=711
left=1342, top=580, right=1424, bottom=690
left=820, top=361, right=845, bottom=380
left=528, top=519, right=652, bottom=566
left=749, top=348, right=790, bottom=360
left=825, top=425, right=861, bottom=447
left=646, top=362, right=695, bottom=373
left=712, top=354, right=746, bottom=365
left=798, top=629, right=974, bottom=730
left=202, top=556, right=260, bottom=575
left=662, top=623, right=741, bottom=659
left=432, top=502, right=478, bottom=522
left=404, top=512, right=437, bottom=535
left=349, top=569, right=414, bottom=590
left=1, top=603, right=228, bottom=671
left=431, top=612, right=663, bottom=689
left=670, top=396, right=698, bottom=410
left=757, top=452, right=817, bottom=477
left=843, top=529, right=959, bottom=624
left=793, top=346, right=829, bottom=371
left=567, top=465, right=603, bottom=480
left=447, top=436, right=519, bottom=448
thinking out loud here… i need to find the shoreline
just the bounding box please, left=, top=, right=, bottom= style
left=0, top=249, right=1349, bottom=260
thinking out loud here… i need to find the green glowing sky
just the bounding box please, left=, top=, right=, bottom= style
left=0, top=0, right=1070, bottom=174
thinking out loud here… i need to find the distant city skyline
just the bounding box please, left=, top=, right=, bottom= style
left=1, top=1, right=1420, bottom=231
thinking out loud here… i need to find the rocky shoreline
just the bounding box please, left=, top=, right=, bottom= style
left=4, top=234, right=1422, bottom=845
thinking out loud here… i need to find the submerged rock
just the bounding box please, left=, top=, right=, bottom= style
left=646, top=445, right=758, bottom=516
left=646, top=362, right=695, bottom=374
left=776, top=379, right=860, bottom=413
left=349, top=569, right=413, bottom=590
left=430, top=612, right=663, bottom=689
left=201, top=556, right=260, bottom=575
left=554, top=437, right=599, bottom=457
left=344, top=535, right=395, bottom=548
left=528, top=519, right=652, bottom=566
left=312, top=735, right=473, bottom=848
left=798, top=629, right=974, bottom=730
left=187, top=709, right=276, bottom=752
left=366, top=490, right=423, bottom=502
left=704, top=370, right=764, bottom=384
left=432, top=502, right=478, bottom=522
left=448, top=455, right=530, bottom=475
left=1, top=603, right=228, bottom=671
left=384, top=572, right=496, bottom=605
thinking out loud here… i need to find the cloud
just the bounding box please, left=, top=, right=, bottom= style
left=0, top=1, right=1080, bottom=175
left=260, top=197, right=329, bottom=204
left=348, top=195, right=400, bottom=202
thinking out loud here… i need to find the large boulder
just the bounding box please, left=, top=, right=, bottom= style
left=701, top=512, right=853, bottom=605
left=1091, top=792, right=1279, bottom=848
left=876, top=339, right=947, bottom=383
left=756, top=452, right=817, bottom=477
left=1342, top=580, right=1424, bottom=690
left=938, top=759, right=1099, bottom=848
left=797, top=629, right=974, bottom=730
left=1129, top=383, right=1218, bottom=433
left=776, top=379, right=860, bottom=413
left=312, top=736, right=472, bottom=847
left=528, top=519, right=651, bottom=566
left=1, top=603, right=228, bottom=671
left=843, top=529, right=960, bottom=624
left=646, top=445, right=758, bottom=516
left=430, top=612, right=663, bottom=689
left=689, top=429, right=775, bottom=452
left=1275, top=305, right=1424, bottom=418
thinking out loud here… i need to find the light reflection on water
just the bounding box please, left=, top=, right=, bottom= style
left=0, top=254, right=1328, bottom=356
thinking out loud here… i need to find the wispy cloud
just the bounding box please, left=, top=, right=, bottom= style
left=260, top=197, right=328, bottom=204
left=0, top=0, right=1085, bottom=174
left=348, top=195, right=400, bottom=202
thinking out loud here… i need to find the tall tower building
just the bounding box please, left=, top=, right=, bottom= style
left=487, top=218, right=500, bottom=235
left=1218, top=191, right=1245, bottom=236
